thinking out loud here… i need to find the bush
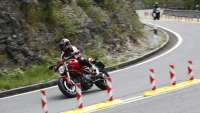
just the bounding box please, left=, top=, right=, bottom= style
left=78, top=0, right=102, bottom=25
left=77, top=0, right=91, bottom=8
left=143, top=0, right=199, bottom=9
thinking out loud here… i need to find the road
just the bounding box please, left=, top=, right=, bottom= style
left=1, top=19, right=200, bottom=113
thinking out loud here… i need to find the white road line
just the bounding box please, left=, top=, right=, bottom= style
left=93, top=82, right=200, bottom=113
left=123, top=81, right=200, bottom=104
left=112, top=21, right=183, bottom=73
left=123, top=95, right=144, bottom=103
left=0, top=22, right=183, bottom=100
left=0, top=86, right=58, bottom=100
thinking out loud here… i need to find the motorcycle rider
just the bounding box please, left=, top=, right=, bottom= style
left=49, top=38, right=110, bottom=77
left=57, top=38, right=95, bottom=74
left=152, top=2, right=160, bottom=20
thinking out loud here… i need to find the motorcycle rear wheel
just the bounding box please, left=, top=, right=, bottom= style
left=95, top=73, right=108, bottom=90
left=57, top=77, right=76, bottom=98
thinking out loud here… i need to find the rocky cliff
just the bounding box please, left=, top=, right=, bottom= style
left=0, top=0, right=42, bottom=68
left=0, top=0, right=143, bottom=70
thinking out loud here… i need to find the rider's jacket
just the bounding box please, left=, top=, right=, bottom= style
left=59, top=45, right=92, bottom=69
left=60, top=45, right=81, bottom=60
left=153, top=7, right=160, bottom=13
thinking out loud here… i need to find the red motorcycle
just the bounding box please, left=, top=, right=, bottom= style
left=50, top=56, right=110, bottom=98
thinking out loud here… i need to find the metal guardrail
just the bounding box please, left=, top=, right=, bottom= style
left=163, top=9, right=200, bottom=18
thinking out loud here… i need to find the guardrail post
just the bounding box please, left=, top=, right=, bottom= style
left=149, top=68, right=156, bottom=90
left=169, top=64, right=176, bottom=86
left=106, top=76, right=113, bottom=101
left=75, top=83, right=84, bottom=109
left=40, top=89, right=48, bottom=113
left=188, top=60, right=194, bottom=80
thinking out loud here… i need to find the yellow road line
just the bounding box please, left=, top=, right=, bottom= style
left=144, top=79, right=200, bottom=97
left=61, top=79, right=200, bottom=113
left=60, top=99, right=123, bottom=113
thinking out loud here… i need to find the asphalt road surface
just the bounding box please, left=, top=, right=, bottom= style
left=1, top=19, right=200, bottom=113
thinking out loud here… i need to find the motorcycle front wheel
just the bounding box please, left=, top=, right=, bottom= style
left=57, top=77, right=76, bottom=98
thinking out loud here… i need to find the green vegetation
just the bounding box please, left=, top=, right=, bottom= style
left=23, top=0, right=76, bottom=39
left=1, top=0, right=187, bottom=91
left=0, top=0, right=147, bottom=90
left=0, top=65, right=57, bottom=90
left=78, top=0, right=103, bottom=25
left=143, top=0, right=200, bottom=10
left=0, top=56, right=126, bottom=90
left=0, top=55, right=60, bottom=90
left=0, top=52, right=124, bottom=90
left=95, top=0, right=118, bottom=11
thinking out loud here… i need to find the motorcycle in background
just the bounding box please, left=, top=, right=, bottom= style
left=152, top=2, right=161, bottom=20
left=152, top=8, right=160, bottom=20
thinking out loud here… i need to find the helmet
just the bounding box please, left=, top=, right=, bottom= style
left=154, top=2, right=159, bottom=8
left=59, top=38, right=72, bottom=51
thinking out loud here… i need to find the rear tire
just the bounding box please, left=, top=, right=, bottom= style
left=57, top=77, right=76, bottom=98
left=95, top=73, right=109, bottom=90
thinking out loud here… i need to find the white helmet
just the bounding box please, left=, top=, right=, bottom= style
left=59, top=38, right=72, bottom=51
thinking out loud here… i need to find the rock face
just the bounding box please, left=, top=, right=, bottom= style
left=0, top=0, right=144, bottom=69
left=0, top=0, right=42, bottom=68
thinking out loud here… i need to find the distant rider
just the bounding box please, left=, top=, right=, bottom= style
left=152, top=2, right=160, bottom=20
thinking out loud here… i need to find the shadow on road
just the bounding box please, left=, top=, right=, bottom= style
left=49, top=88, right=102, bottom=101
left=82, top=88, right=102, bottom=95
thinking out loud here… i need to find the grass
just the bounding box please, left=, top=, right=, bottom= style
left=0, top=65, right=57, bottom=89
left=0, top=52, right=123, bottom=90
left=0, top=55, right=59, bottom=90
left=0, top=64, right=58, bottom=90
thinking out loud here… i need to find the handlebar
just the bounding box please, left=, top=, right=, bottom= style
left=63, top=52, right=79, bottom=61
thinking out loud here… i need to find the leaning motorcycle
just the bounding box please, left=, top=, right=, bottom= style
left=51, top=55, right=110, bottom=98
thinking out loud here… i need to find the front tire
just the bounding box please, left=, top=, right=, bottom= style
left=57, top=77, right=76, bottom=98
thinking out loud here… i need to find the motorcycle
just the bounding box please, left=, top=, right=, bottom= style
left=50, top=55, right=110, bottom=98
left=152, top=8, right=160, bottom=20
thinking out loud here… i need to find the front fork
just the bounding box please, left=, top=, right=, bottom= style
left=62, top=62, right=72, bottom=84
left=62, top=72, right=71, bottom=83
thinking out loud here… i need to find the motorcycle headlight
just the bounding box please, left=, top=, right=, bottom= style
left=58, top=65, right=65, bottom=74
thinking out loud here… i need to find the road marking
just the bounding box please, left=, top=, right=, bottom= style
left=0, top=22, right=183, bottom=100
left=111, top=21, right=183, bottom=74
left=0, top=86, right=58, bottom=100
left=123, top=95, right=143, bottom=103
left=60, top=79, right=200, bottom=113
left=144, top=79, right=200, bottom=96
left=60, top=99, right=123, bottom=113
